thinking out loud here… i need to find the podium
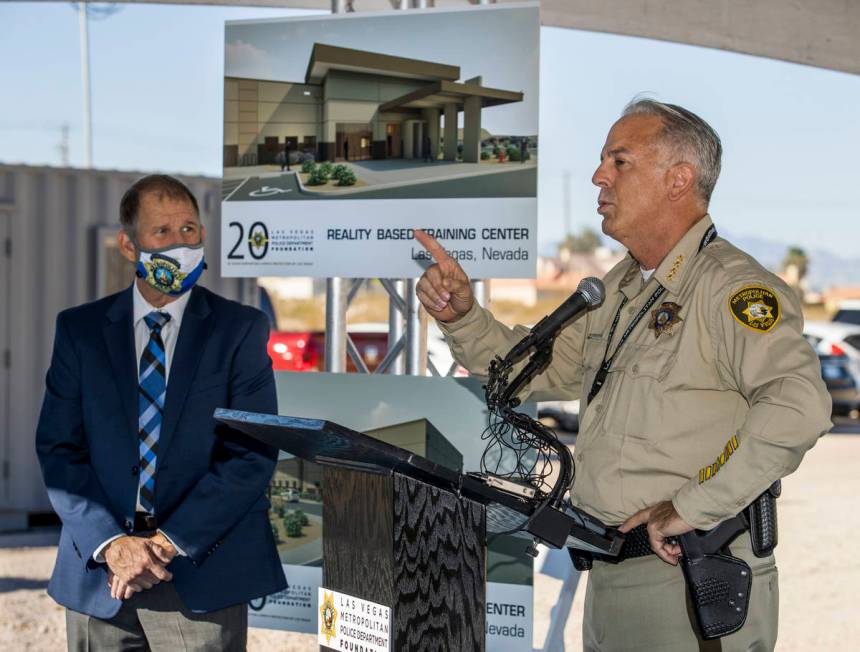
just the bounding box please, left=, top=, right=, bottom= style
left=216, top=408, right=620, bottom=651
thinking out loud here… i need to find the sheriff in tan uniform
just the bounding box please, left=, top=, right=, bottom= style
left=415, top=100, right=832, bottom=651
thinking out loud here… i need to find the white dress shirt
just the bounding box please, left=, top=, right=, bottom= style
left=93, top=283, right=191, bottom=562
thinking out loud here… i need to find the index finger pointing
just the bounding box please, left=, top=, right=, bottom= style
left=414, top=229, right=453, bottom=264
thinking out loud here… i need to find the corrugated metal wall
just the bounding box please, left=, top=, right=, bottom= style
left=0, top=164, right=256, bottom=514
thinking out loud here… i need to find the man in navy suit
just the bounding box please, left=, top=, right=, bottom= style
left=36, top=174, right=286, bottom=650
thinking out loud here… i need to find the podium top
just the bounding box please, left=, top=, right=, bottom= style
left=215, top=408, right=462, bottom=490
left=217, top=408, right=622, bottom=556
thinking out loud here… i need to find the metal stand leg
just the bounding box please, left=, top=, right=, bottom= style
left=325, top=277, right=346, bottom=372
left=540, top=561, right=581, bottom=652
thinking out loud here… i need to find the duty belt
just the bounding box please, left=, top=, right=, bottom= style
left=568, top=481, right=780, bottom=641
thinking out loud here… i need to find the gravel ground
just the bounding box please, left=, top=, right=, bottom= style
left=2, top=433, right=857, bottom=651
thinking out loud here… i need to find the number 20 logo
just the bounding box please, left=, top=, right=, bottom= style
left=228, top=221, right=269, bottom=260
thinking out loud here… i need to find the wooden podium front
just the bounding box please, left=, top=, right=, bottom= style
left=322, top=466, right=485, bottom=651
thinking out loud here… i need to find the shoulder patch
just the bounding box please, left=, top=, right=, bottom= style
left=728, top=285, right=781, bottom=333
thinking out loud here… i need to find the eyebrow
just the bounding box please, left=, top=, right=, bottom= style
left=607, top=147, right=631, bottom=156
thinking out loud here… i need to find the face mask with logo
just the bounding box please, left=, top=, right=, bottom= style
left=134, top=241, right=206, bottom=296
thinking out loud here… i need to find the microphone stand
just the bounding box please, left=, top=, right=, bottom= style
left=484, top=337, right=575, bottom=547
left=499, top=339, right=556, bottom=408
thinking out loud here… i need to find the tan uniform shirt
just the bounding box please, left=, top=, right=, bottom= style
left=440, top=215, right=832, bottom=530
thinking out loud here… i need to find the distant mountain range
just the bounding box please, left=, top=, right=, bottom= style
left=541, top=230, right=860, bottom=291
left=719, top=230, right=860, bottom=291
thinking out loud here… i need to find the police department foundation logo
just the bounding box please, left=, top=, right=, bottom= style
left=729, top=285, right=780, bottom=333
left=144, top=254, right=186, bottom=293
left=319, top=591, right=337, bottom=644
left=649, top=302, right=683, bottom=338
left=248, top=224, right=269, bottom=259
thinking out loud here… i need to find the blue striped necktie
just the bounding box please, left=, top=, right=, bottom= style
left=138, top=311, right=170, bottom=514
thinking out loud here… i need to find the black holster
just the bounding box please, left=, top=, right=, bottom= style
left=679, top=516, right=751, bottom=640
left=680, top=480, right=781, bottom=640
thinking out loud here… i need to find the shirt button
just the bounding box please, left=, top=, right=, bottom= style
left=632, top=364, right=640, bottom=375
left=577, top=453, right=584, bottom=462
left=124, top=519, right=133, bottom=531
left=595, top=404, right=603, bottom=413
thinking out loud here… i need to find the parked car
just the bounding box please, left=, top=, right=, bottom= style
left=267, top=327, right=387, bottom=373
left=818, top=354, right=860, bottom=418
left=267, top=331, right=321, bottom=372
left=284, top=487, right=301, bottom=503
left=804, top=321, right=860, bottom=398
left=833, top=300, right=860, bottom=326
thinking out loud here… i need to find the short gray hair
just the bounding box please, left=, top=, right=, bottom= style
left=120, top=174, right=199, bottom=238
left=622, top=98, right=722, bottom=204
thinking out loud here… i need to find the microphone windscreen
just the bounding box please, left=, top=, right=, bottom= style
left=576, top=277, right=605, bottom=307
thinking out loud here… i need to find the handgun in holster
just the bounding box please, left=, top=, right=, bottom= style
left=679, top=480, right=781, bottom=640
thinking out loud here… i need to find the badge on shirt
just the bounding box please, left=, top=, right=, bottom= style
left=650, top=302, right=683, bottom=338
left=729, top=285, right=780, bottom=333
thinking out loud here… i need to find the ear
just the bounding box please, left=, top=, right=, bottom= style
left=117, top=230, right=138, bottom=264
left=666, top=163, right=696, bottom=202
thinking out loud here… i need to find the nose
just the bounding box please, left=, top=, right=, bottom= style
left=592, top=160, right=611, bottom=189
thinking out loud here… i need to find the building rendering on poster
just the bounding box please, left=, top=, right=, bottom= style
left=222, top=3, right=539, bottom=278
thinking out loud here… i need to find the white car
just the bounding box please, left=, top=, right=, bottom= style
left=804, top=320, right=860, bottom=414
left=833, top=300, right=860, bottom=326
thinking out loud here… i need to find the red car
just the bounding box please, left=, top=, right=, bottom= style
left=267, top=328, right=388, bottom=373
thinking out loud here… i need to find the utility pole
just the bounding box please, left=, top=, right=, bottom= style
left=58, top=123, right=70, bottom=167
left=78, top=3, right=93, bottom=168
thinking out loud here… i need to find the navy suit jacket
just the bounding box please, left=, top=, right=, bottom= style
left=35, top=284, right=287, bottom=619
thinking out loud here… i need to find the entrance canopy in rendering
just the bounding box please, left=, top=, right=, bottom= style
left=305, top=43, right=459, bottom=84
left=379, top=80, right=523, bottom=114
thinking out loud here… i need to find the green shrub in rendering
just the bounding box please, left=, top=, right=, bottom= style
left=507, top=146, right=521, bottom=161
left=292, top=510, right=309, bottom=526
left=284, top=518, right=303, bottom=538
left=319, top=162, right=334, bottom=177
left=480, top=151, right=490, bottom=160
left=331, top=164, right=349, bottom=181
left=336, top=169, right=357, bottom=186
left=301, top=159, right=316, bottom=174
left=306, top=167, right=329, bottom=185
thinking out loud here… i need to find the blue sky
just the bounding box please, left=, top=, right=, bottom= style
left=1, top=2, right=859, bottom=263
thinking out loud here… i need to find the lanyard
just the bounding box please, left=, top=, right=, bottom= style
left=586, top=225, right=717, bottom=403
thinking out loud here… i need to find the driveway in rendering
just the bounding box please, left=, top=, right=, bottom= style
left=222, top=166, right=536, bottom=201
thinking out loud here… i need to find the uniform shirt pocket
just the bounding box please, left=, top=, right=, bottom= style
left=624, top=339, right=681, bottom=382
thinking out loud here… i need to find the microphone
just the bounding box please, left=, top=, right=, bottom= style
left=504, top=277, right=605, bottom=361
